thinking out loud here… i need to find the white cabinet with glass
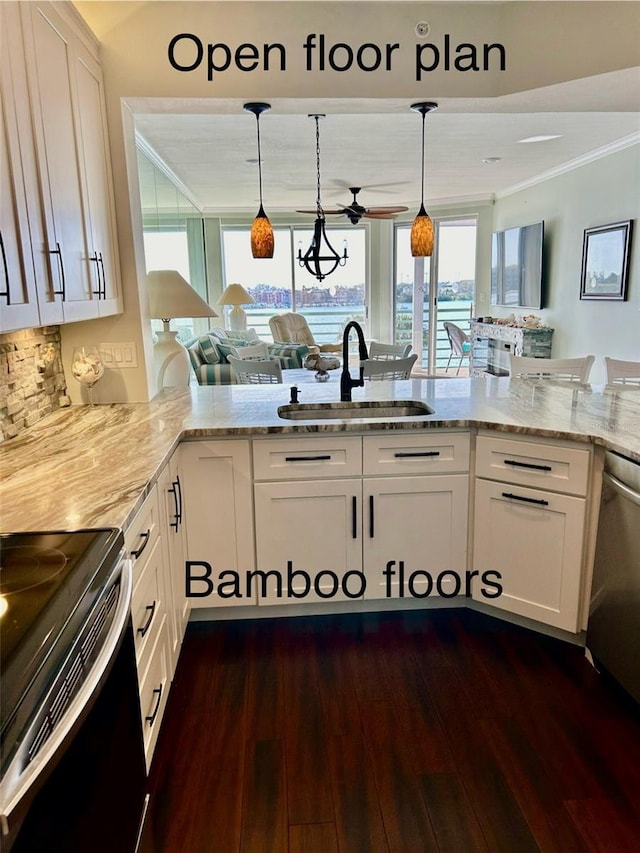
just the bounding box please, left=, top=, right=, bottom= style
left=472, top=432, right=592, bottom=632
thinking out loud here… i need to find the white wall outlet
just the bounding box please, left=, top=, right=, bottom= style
left=99, top=342, right=138, bottom=368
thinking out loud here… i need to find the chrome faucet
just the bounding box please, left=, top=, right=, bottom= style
left=340, top=321, right=369, bottom=402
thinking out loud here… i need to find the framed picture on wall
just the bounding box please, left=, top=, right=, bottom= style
left=580, top=220, right=632, bottom=301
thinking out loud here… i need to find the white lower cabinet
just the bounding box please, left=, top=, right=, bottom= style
left=472, top=432, right=591, bottom=632
left=181, top=439, right=256, bottom=608
left=363, top=475, right=469, bottom=600
left=254, top=479, right=362, bottom=604
left=157, top=448, right=190, bottom=675
left=253, top=431, right=470, bottom=606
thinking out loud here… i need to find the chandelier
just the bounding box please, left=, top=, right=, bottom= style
left=297, top=114, right=348, bottom=282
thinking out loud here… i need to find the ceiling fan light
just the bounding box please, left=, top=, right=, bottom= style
left=411, top=205, right=434, bottom=257
left=251, top=205, right=274, bottom=258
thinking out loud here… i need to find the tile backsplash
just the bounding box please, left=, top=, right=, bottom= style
left=0, top=326, right=70, bottom=441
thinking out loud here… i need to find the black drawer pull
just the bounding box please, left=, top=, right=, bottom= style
left=503, top=459, right=552, bottom=472
left=137, top=600, right=156, bottom=637
left=98, top=251, right=106, bottom=298
left=502, top=492, right=550, bottom=507
left=394, top=450, right=440, bottom=458
left=0, top=231, right=10, bottom=302
left=285, top=455, right=331, bottom=462
left=130, top=529, right=150, bottom=559
left=369, top=494, right=374, bottom=538
left=89, top=252, right=102, bottom=296
left=145, top=685, right=163, bottom=725
left=352, top=496, right=357, bottom=539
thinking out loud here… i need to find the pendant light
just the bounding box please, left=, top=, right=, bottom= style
left=297, top=114, right=348, bottom=282
left=243, top=102, right=274, bottom=258
left=410, top=101, right=438, bottom=257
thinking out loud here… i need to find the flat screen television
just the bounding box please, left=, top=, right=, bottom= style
left=491, top=221, right=544, bottom=309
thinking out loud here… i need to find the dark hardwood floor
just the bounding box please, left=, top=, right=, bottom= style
left=146, top=609, right=640, bottom=852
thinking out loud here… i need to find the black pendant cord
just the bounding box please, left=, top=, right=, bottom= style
left=420, top=108, right=426, bottom=211
left=314, top=115, right=323, bottom=219
left=256, top=112, right=265, bottom=211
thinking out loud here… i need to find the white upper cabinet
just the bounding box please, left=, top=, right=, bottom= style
left=0, top=5, right=42, bottom=332
left=0, top=1, right=122, bottom=332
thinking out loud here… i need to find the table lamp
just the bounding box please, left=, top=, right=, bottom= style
left=218, top=283, right=255, bottom=331
left=148, top=269, right=218, bottom=388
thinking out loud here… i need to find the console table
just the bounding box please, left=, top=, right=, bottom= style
left=470, top=321, right=554, bottom=376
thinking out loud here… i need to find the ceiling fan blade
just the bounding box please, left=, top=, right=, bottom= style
left=363, top=212, right=397, bottom=220
left=295, top=208, right=345, bottom=216
left=364, top=205, right=409, bottom=215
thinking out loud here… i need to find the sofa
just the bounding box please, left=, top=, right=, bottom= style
left=185, top=327, right=310, bottom=385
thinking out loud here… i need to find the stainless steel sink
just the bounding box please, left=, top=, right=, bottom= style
left=277, top=400, right=435, bottom=420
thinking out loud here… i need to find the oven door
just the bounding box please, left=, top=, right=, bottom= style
left=1, top=557, right=149, bottom=853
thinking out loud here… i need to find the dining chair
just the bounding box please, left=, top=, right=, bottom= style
left=368, top=342, right=412, bottom=361
left=228, top=355, right=283, bottom=384
left=363, top=354, right=418, bottom=380
left=605, top=357, right=640, bottom=388
left=443, top=322, right=471, bottom=375
left=509, top=354, right=595, bottom=383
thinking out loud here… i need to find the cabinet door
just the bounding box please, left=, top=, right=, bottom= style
left=254, top=479, right=363, bottom=605
left=473, top=479, right=586, bottom=631
left=158, top=450, right=190, bottom=676
left=363, top=475, right=469, bottom=600
left=181, top=440, right=255, bottom=609
left=0, top=5, right=41, bottom=332
left=73, top=43, right=121, bottom=316
left=22, top=2, right=94, bottom=321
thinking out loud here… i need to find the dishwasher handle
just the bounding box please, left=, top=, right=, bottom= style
left=603, top=471, right=640, bottom=507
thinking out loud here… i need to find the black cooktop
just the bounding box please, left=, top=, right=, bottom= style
left=0, top=529, right=124, bottom=750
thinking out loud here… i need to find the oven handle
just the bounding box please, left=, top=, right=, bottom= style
left=0, top=554, right=134, bottom=832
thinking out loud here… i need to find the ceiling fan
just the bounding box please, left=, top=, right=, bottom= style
left=296, top=187, right=408, bottom=225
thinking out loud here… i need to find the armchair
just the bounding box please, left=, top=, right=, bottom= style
left=269, top=312, right=342, bottom=355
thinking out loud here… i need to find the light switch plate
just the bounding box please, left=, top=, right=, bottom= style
left=99, top=342, right=138, bottom=368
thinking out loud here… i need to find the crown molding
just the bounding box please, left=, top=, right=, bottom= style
left=135, top=132, right=205, bottom=213
left=497, top=132, right=640, bottom=199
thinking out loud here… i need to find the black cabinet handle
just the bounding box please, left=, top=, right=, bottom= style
left=175, top=474, right=183, bottom=524
left=0, top=232, right=10, bottom=302
left=49, top=242, right=66, bottom=299
left=145, top=685, right=163, bottom=725
left=137, top=600, right=156, bottom=637
left=130, top=529, right=150, bottom=559
left=284, top=455, right=332, bottom=462
left=89, top=252, right=102, bottom=297
left=169, top=483, right=179, bottom=531
left=98, top=251, right=106, bottom=298
left=369, top=494, right=374, bottom=538
left=394, top=450, right=440, bottom=458
left=352, top=496, right=357, bottom=539
left=501, top=492, right=550, bottom=507
left=503, top=459, right=552, bottom=472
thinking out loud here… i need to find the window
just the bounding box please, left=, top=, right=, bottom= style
left=222, top=225, right=367, bottom=343
left=394, top=217, right=477, bottom=374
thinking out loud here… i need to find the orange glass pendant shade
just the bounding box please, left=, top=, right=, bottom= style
left=251, top=205, right=274, bottom=258
left=410, top=205, right=434, bottom=257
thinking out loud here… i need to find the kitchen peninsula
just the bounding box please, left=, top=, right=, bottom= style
left=2, top=376, right=638, bottom=534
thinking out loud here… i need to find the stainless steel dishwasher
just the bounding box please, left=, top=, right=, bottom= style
left=587, top=450, right=640, bottom=704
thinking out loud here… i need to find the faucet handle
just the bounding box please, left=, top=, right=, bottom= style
left=289, top=385, right=300, bottom=404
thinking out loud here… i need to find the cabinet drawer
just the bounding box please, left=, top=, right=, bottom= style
left=125, top=485, right=162, bottom=569
left=138, top=618, right=170, bottom=771
left=253, top=436, right=362, bottom=480
left=476, top=434, right=591, bottom=496
left=131, top=537, right=166, bottom=674
left=363, top=431, right=470, bottom=476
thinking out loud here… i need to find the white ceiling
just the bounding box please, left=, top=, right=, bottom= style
left=132, top=67, right=640, bottom=216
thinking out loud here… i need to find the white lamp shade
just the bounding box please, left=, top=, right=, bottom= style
left=218, top=282, right=255, bottom=307
left=148, top=269, right=217, bottom=320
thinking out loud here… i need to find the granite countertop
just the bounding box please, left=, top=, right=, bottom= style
left=1, top=375, right=638, bottom=534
